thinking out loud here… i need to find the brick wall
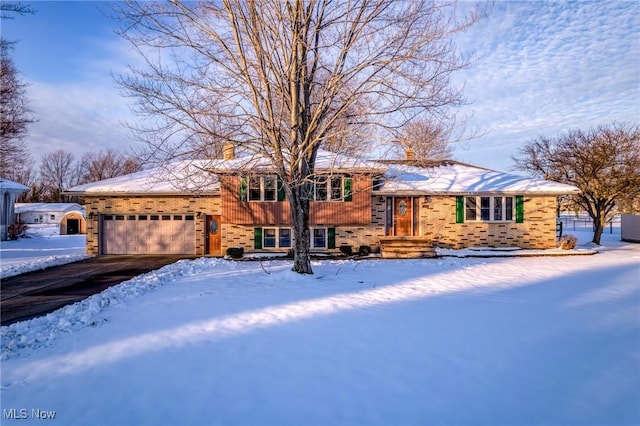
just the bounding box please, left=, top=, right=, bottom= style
left=420, top=195, right=558, bottom=249
left=84, top=195, right=220, bottom=255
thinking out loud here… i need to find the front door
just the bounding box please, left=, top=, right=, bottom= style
left=206, top=215, right=222, bottom=255
left=394, top=197, right=412, bottom=236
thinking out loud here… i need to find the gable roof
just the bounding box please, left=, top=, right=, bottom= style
left=377, top=162, right=579, bottom=195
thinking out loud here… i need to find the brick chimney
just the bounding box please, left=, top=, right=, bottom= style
left=405, top=148, right=415, bottom=161
left=223, top=144, right=235, bottom=160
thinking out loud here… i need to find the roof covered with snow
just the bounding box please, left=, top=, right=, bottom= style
left=66, top=161, right=220, bottom=195
left=14, top=203, right=85, bottom=214
left=0, top=178, right=29, bottom=192
left=65, top=153, right=578, bottom=196
left=377, top=162, right=579, bottom=195
left=207, top=149, right=387, bottom=173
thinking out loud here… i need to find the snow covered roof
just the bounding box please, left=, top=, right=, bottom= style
left=65, top=153, right=578, bottom=197
left=0, top=178, right=29, bottom=192
left=15, top=203, right=84, bottom=214
left=207, top=149, right=386, bottom=173
left=377, top=162, right=579, bottom=195
left=66, top=161, right=220, bottom=195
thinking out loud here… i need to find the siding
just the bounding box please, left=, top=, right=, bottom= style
left=220, top=175, right=372, bottom=225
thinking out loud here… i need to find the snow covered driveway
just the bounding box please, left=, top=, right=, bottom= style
left=1, top=233, right=639, bottom=426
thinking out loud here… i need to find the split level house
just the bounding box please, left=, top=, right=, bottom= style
left=65, top=148, right=579, bottom=257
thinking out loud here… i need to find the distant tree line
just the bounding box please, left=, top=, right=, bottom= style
left=12, top=149, right=142, bottom=203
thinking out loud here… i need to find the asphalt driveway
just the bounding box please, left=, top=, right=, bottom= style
left=1, top=255, right=195, bottom=326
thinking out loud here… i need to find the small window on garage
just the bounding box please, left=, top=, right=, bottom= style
left=104, top=215, right=113, bottom=220
left=162, top=215, right=171, bottom=220
left=139, top=215, right=147, bottom=220
left=128, top=215, right=136, bottom=220
left=115, top=215, right=125, bottom=220
left=151, top=215, right=159, bottom=220
left=185, top=215, right=195, bottom=221
left=174, top=215, right=183, bottom=220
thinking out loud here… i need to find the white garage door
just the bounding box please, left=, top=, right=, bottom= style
left=102, top=214, right=196, bottom=254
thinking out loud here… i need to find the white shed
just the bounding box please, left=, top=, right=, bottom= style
left=15, top=203, right=86, bottom=235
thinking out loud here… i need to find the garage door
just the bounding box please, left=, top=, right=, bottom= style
left=102, top=214, right=196, bottom=254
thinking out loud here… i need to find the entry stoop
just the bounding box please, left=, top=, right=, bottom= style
left=379, top=237, right=437, bottom=259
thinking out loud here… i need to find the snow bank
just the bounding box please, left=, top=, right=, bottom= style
left=1, top=257, right=223, bottom=360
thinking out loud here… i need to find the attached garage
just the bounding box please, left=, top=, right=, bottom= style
left=101, top=214, right=196, bottom=254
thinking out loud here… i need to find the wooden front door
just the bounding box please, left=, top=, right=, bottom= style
left=394, top=197, right=412, bottom=236
left=206, top=215, right=222, bottom=255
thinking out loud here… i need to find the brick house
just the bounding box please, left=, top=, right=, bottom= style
left=66, top=149, right=578, bottom=257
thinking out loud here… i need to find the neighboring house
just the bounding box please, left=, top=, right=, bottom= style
left=65, top=148, right=579, bottom=257
left=14, top=203, right=87, bottom=235
left=0, top=178, right=29, bottom=241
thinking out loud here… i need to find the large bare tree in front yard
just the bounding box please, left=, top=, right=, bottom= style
left=115, top=0, right=480, bottom=274
left=514, top=122, right=640, bottom=245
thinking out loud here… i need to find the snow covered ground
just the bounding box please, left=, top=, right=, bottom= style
left=1, top=229, right=639, bottom=426
left=0, top=225, right=89, bottom=279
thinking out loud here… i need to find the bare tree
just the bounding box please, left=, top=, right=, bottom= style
left=39, top=149, right=81, bottom=202
left=115, top=0, right=480, bottom=274
left=0, top=3, right=36, bottom=180
left=396, top=117, right=454, bottom=160
left=79, top=149, right=142, bottom=183
left=513, top=122, right=640, bottom=245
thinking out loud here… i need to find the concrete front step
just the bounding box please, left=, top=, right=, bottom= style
left=379, top=237, right=436, bottom=259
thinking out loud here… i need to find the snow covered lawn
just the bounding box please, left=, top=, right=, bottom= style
left=0, top=225, right=89, bottom=279
left=1, top=231, right=639, bottom=426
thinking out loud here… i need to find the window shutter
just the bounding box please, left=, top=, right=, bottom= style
left=239, top=177, right=248, bottom=202
left=455, top=196, right=464, bottom=223
left=516, top=196, right=524, bottom=223
left=343, top=178, right=353, bottom=202
left=328, top=228, right=336, bottom=249
left=254, top=227, right=262, bottom=249
left=277, top=177, right=286, bottom=201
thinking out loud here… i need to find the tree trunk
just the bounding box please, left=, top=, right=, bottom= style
left=592, top=214, right=604, bottom=245
left=290, top=186, right=313, bottom=275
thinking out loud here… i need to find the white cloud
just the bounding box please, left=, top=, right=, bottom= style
left=454, top=1, right=640, bottom=171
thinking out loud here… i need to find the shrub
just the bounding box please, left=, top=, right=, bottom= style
left=7, top=221, right=28, bottom=240
left=339, top=245, right=353, bottom=256
left=226, top=247, right=244, bottom=259
left=558, top=234, right=578, bottom=250
left=358, top=245, right=372, bottom=256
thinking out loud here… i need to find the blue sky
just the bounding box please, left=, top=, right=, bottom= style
left=2, top=1, right=639, bottom=172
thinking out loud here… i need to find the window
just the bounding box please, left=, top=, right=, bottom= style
left=263, top=176, right=277, bottom=201
left=493, top=197, right=503, bottom=221
left=249, top=176, right=262, bottom=201
left=279, top=229, right=292, bottom=248
left=311, top=228, right=326, bottom=249
left=50, top=214, right=56, bottom=221
left=330, top=177, right=343, bottom=200
left=257, top=228, right=293, bottom=249
left=312, top=176, right=352, bottom=202
left=505, top=197, right=513, bottom=221
left=314, top=177, right=328, bottom=201
left=465, top=197, right=477, bottom=221
left=480, top=197, right=490, bottom=221
left=464, top=196, right=515, bottom=222
left=263, top=228, right=277, bottom=248
left=246, top=176, right=281, bottom=202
